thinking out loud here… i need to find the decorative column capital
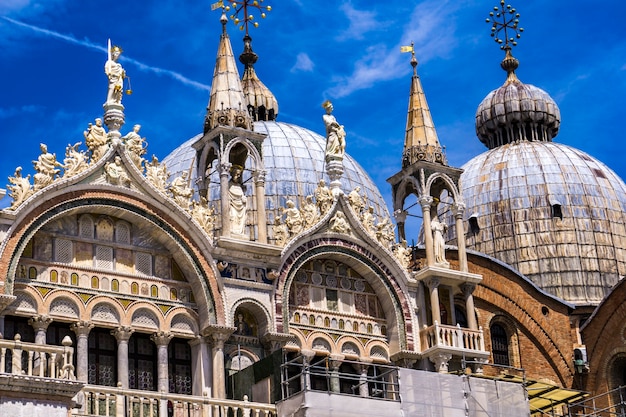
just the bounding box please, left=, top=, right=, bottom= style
left=29, top=314, right=53, bottom=332
left=424, top=277, right=440, bottom=289
left=393, top=209, right=408, bottom=223
left=429, top=352, right=452, bottom=373
left=151, top=331, right=173, bottom=346
left=202, top=325, right=236, bottom=349
left=253, top=169, right=266, bottom=185
left=218, top=162, right=233, bottom=176
left=111, top=326, right=134, bottom=342
left=71, top=320, right=94, bottom=337
left=328, top=353, right=345, bottom=370
left=452, top=202, right=466, bottom=219
left=418, top=195, right=433, bottom=210
left=460, top=283, right=476, bottom=297
left=0, top=295, right=16, bottom=314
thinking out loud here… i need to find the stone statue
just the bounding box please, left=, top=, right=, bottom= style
left=104, top=156, right=130, bottom=187
left=348, top=186, right=365, bottom=215
left=122, top=124, right=147, bottom=170
left=84, top=118, right=109, bottom=162
left=7, top=167, right=33, bottom=210
left=228, top=165, right=247, bottom=235
left=393, top=240, right=411, bottom=269
left=376, top=217, right=395, bottom=248
left=191, top=197, right=215, bottom=239
left=431, top=215, right=449, bottom=267
left=361, top=206, right=376, bottom=235
left=105, top=44, right=126, bottom=105
left=33, top=143, right=62, bottom=191
left=330, top=211, right=351, bottom=234
left=301, top=195, right=320, bottom=229
left=62, top=142, right=88, bottom=178
left=145, top=155, right=170, bottom=191
left=322, top=100, right=346, bottom=160
left=169, top=171, right=193, bottom=209
left=314, top=179, right=333, bottom=215
left=272, top=217, right=289, bottom=247
left=284, top=200, right=303, bottom=236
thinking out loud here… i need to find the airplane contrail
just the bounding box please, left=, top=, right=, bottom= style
left=2, top=16, right=211, bottom=92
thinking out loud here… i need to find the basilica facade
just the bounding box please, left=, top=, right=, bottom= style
left=0, top=4, right=625, bottom=417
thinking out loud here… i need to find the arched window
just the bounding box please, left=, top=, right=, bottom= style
left=490, top=323, right=510, bottom=366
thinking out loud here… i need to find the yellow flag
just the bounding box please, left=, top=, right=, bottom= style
left=211, top=0, right=224, bottom=11
left=400, top=45, right=414, bottom=53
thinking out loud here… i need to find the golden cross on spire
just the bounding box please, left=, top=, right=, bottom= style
left=486, top=0, right=524, bottom=49
left=212, top=0, right=272, bottom=35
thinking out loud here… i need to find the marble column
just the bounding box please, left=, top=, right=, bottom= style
left=300, top=349, right=315, bottom=391
left=151, top=331, right=173, bottom=394
left=112, top=326, right=134, bottom=389
left=425, top=277, right=441, bottom=326
left=204, top=326, right=235, bottom=399
left=189, top=337, right=211, bottom=396
left=452, top=202, right=468, bottom=272
left=353, top=359, right=372, bottom=397
left=394, top=210, right=408, bottom=243
left=219, top=162, right=233, bottom=237
left=253, top=169, right=267, bottom=244
left=328, top=354, right=345, bottom=393
left=29, top=315, right=52, bottom=376
left=71, top=320, right=94, bottom=382
left=419, top=196, right=435, bottom=267
left=461, top=283, right=478, bottom=330
left=29, top=314, right=52, bottom=345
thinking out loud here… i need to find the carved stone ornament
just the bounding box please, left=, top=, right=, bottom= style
left=329, top=211, right=351, bottom=234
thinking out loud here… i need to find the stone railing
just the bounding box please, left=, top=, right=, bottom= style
left=0, top=334, right=75, bottom=379
left=291, top=307, right=387, bottom=338
left=79, top=385, right=276, bottom=417
left=420, top=322, right=485, bottom=353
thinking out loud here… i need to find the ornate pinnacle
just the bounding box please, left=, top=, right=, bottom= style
left=485, top=0, right=524, bottom=49
left=212, top=0, right=271, bottom=35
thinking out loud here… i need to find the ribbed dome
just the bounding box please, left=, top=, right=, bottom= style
left=475, top=48, right=561, bottom=149
left=163, top=120, right=390, bottom=225
left=443, top=141, right=626, bottom=305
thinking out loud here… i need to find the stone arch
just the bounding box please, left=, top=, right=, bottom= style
left=425, top=171, right=461, bottom=203
left=487, top=314, right=520, bottom=368
left=337, top=336, right=363, bottom=359
left=225, top=345, right=259, bottom=371
left=222, top=137, right=263, bottom=172
left=46, top=293, right=82, bottom=321
left=5, top=289, right=39, bottom=315
left=308, top=332, right=335, bottom=355
left=166, top=308, right=200, bottom=337
left=367, top=343, right=390, bottom=363
left=393, top=176, right=421, bottom=213
left=128, top=303, right=163, bottom=330
left=231, top=298, right=273, bottom=336
left=0, top=190, right=223, bottom=328
left=276, top=237, right=414, bottom=354
left=87, top=297, right=125, bottom=326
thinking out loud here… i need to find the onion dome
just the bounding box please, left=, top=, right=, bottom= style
left=240, top=35, right=278, bottom=121
left=204, top=13, right=253, bottom=133
left=475, top=46, right=561, bottom=149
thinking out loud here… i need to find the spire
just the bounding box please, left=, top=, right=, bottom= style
left=204, top=13, right=253, bottom=133
left=401, top=44, right=447, bottom=168
left=240, top=34, right=278, bottom=121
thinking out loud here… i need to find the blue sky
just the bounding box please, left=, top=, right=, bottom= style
left=1, top=0, right=625, bottom=240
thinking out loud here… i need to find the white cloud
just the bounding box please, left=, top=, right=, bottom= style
left=291, top=52, right=314, bottom=73
left=0, top=104, right=42, bottom=119
left=335, top=3, right=380, bottom=41
left=1, top=17, right=211, bottom=92
left=327, top=0, right=459, bottom=99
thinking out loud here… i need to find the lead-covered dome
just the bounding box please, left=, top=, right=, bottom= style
left=164, top=120, right=390, bottom=225
left=475, top=48, right=560, bottom=149
left=443, top=46, right=626, bottom=306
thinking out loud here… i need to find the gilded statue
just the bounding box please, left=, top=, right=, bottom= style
left=105, top=44, right=126, bottom=105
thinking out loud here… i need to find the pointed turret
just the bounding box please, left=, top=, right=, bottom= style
left=240, top=34, right=278, bottom=121
left=204, top=13, right=253, bottom=133
left=401, top=50, right=447, bottom=167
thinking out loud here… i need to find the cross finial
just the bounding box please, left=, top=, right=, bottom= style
left=213, top=0, right=272, bottom=36
left=486, top=1, right=524, bottom=49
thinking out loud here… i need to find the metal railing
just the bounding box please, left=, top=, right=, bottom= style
left=568, top=386, right=626, bottom=417
left=280, top=354, right=400, bottom=401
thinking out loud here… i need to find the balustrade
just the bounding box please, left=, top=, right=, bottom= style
left=0, top=333, right=75, bottom=379
left=420, top=322, right=485, bottom=352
